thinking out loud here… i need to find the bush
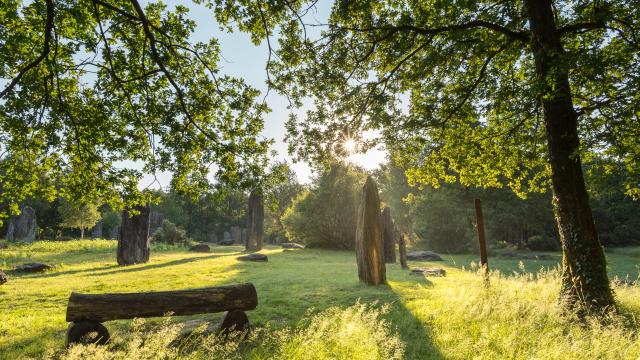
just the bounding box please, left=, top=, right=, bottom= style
left=526, top=235, right=561, bottom=251
left=151, top=220, right=192, bottom=246
left=282, top=163, right=366, bottom=249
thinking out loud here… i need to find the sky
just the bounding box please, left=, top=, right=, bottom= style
left=138, top=0, right=387, bottom=188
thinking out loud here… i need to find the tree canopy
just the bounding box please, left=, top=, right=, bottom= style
left=0, top=0, right=273, bottom=223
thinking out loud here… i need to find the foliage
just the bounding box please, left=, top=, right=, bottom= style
left=1, top=241, right=640, bottom=359
left=263, top=161, right=304, bottom=242
left=100, top=207, right=122, bottom=240
left=152, top=185, right=247, bottom=243
left=151, top=219, right=192, bottom=246
left=55, top=302, right=403, bottom=360
left=526, top=235, right=561, bottom=252
left=282, top=163, right=366, bottom=249
left=0, top=0, right=271, bottom=225
left=58, top=200, right=102, bottom=239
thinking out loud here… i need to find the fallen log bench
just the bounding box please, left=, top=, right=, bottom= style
left=65, top=283, right=258, bottom=347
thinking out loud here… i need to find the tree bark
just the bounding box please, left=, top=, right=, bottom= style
left=380, top=207, right=396, bottom=263
left=355, top=176, right=386, bottom=285
left=246, top=192, right=264, bottom=251
left=80, top=228, right=84, bottom=240
left=117, top=205, right=151, bottom=266
left=524, top=0, right=614, bottom=312
left=66, top=283, right=258, bottom=322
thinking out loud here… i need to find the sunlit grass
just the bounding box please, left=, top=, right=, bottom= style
left=1, top=240, right=639, bottom=359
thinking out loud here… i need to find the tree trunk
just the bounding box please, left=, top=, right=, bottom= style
left=355, top=176, right=386, bottom=285
left=117, top=205, right=151, bottom=266
left=380, top=207, right=396, bottom=263
left=80, top=228, right=84, bottom=240
left=524, top=0, right=614, bottom=312
left=246, top=192, right=264, bottom=251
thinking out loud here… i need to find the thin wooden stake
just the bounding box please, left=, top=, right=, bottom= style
left=474, top=198, right=489, bottom=284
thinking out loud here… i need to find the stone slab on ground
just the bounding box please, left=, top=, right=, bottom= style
left=281, top=242, right=305, bottom=249
left=189, top=244, right=211, bottom=253
left=497, top=251, right=554, bottom=260
left=407, top=251, right=443, bottom=261
left=411, top=267, right=447, bottom=277
left=237, top=253, right=268, bottom=262
left=14, top=262, right=54, bottom=273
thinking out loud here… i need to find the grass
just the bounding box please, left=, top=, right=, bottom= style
left=0, top=240, right=639, bottom=359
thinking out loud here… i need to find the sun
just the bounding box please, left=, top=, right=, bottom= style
left=343, top=137, right=358, bottom=155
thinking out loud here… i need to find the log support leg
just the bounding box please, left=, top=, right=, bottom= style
left=65, top=321, right=110, bottom=347
left=219, top=310, right=251, bottom=338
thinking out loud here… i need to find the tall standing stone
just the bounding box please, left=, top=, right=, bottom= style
left=5, top=206, right=36, bottom=243
left=355, top=177, right=386, bottom=285
left=90, top=220, right=103, bottom=239
left=117, top=205, right=151, bottom=266
left=241, top=228, right=247, bottom=245
left=381, top=207, right=396, bottom=263
left=246, top=192, right=264, bottom=251
left=149, top=211, right=164, bottom=236
left=231, top=226, right=242, bottom=244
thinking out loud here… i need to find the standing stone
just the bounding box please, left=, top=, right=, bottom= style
left=220, top=231, right=233, bottom=245
left=241, top=228, right=247, bottom=245
left=209, top=233, right=218, bottom=244
left=5, top=206, right=36, bottom=243
left=380, top=207, right=396, bottom=263
left=117, top=205, right=151, bottom=266
left=90, top=220, right=103, bottom=239
left=355, top=177, right=386, bottom=285
left=231, top=226, right=242, bottom=244
left=0, top=270, right=7, bottom=285
left=149, top=211, right=164, bottom=236
left=246, top=192, right=264, bottom=251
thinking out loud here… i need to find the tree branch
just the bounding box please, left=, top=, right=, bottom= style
left=0, top=0, right=54, bottom=99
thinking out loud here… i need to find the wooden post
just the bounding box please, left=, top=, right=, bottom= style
left=399, top=232, right=409, bottom=270
left=474, top=199, right=489, bottom=282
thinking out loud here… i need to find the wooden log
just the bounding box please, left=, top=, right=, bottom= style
left=66, top=283, right=258, bottom=322
left=117, top=205, right=151, bottom=266
left=380, top=207, right=396, bottom=263
left=355, top=176, right=386, bottom=285
left=65, top=321, right=110, bottom=347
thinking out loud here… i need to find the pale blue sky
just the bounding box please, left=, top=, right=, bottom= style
left=139, top=0, right=387, bottom=188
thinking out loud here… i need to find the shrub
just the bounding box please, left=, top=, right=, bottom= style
left=282, top=163, right=366, bottom=249
left=151, top=220, right=192, bottom=246
left=526, top=235, right=561, bottom=251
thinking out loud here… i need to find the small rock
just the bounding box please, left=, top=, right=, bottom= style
left=14, top=262, right=54, bottom=273
left=411, top=267, right=446, bottom=277
left=189, top=244, right=211, bottom=253
left=281, top=242, right=304, bottom=249
left=407, top=251, right=443, bottom=261
left=237, top=253, right=268, bottom=262
left=0, top=270, right=7, bottom=285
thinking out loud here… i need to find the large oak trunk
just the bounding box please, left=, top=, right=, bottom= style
left=381, top=207, right=396, bottom=263
left=355, top=176, right=386, bottom=285
left=66, top=283, right=258, bottom=322
left=246, top=192, right=264, bottom=251
left=117, top=205, right=151, bottom=266
left=524, top=0, right=614, bottom=312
